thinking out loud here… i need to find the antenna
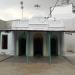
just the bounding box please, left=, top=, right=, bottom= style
left=34, top=0, right=40, bottom=8
left=20, top=1, right=24, bottom=19
left=34, top=4, right=40, bottom=8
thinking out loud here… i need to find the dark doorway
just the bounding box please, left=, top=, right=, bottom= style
left=51, top=38, right=58, bottom=56
left=2, top=35, right=8, bottom=49
left=34, top=38, right=43, bottom=57
left=19, top=38, right=26, bottom=56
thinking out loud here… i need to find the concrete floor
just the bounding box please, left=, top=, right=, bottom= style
left=64, top=52, right=75, bottom=65
left=0, top=55, right=12, bottom=62
left=0, top=56, right=75, bottom=75
left=2, top=56, right=66, bottom=63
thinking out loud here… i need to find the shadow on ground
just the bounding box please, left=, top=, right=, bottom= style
left=2, top=56, right=67, bottom=64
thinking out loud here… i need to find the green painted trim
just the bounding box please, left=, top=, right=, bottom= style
left=16, top=39, right=19, bottom=56
left=19, top=32, right=26, bottom=39
left=26, top=31, right=30, bottom=64
left=48, top=32, right=51, bottom=64
left=60, top=32, right=64, bottom=56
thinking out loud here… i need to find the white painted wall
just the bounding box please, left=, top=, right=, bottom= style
left=0, top=31, right=15, bottom=55
left=11, top=16, right=64, bottom=31
left=52, top=4, right=72, bottom=15
left=11, top=4, right=75, bottom=31
left=64, top=32, right=75, bottom=53
left=52, top=4, right=75, bottom=19
left=11, top=19, right=29, bottom=28
left=0, top=31, right=63, bottom=56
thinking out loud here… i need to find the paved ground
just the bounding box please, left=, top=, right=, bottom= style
left=0, top=56, right=74, bottom=75
left=64, top=52, right=75, bottom=65
left=0, top=55, right=12, bottom=62
left=3, top=56, right=67, bottom=64
left=65, top=56, right=75, bottom=65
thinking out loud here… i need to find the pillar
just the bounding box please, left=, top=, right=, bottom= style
left=26, top=31, right=30, bottom=63
left=60, top=32, right=64, bottom=56
left=0, top=31, right=1, bottom=49
left=47, top=32, right=51, bottom=64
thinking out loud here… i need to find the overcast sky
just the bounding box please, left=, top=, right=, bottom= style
left=0, top=0, right=52, bottom=21
left=0, top=0, right=74, bottom=21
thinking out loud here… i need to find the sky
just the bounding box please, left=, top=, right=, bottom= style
left=0, top=0, right=75, bottom=21
left=0, top=0, right=52, bottom=21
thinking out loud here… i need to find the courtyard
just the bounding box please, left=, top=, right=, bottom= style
left=0, top=55, right=75, bottom=75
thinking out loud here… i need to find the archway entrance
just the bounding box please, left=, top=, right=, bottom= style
left=33, top=33, right=43, bottom=57
left=19, top=38, right=26, bottom=56
left=51, top=38, right=58, bottom=56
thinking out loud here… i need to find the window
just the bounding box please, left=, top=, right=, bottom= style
left=2, top=35, right=8, bottom=49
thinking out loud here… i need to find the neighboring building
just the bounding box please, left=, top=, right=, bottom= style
left=0, top=4, right=75, bottom=63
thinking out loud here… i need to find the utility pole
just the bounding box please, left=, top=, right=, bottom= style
left=20, top=1, right=24, bottom=19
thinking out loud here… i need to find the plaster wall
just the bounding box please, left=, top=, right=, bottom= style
left=64, top=32, right=75, bottom=53
left=0, top=31, right=63, bottom=56
left=0, top=31, right=15, bottom=55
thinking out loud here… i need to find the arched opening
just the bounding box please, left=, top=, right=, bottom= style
left=18, top=38, right=26, bottom=56
left=33, top=33, right=43, bottom=57
left=51, top=38, right=58, bottom=56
